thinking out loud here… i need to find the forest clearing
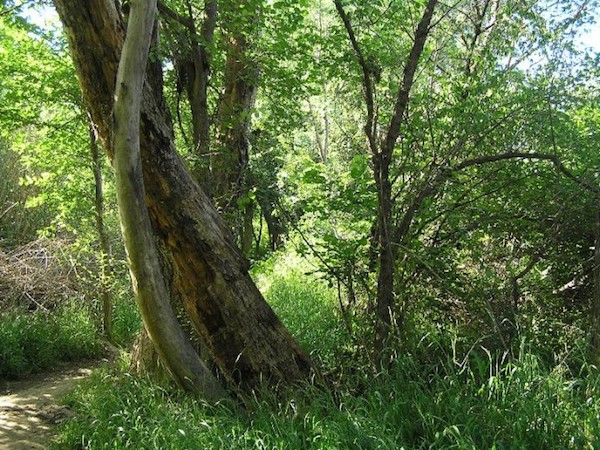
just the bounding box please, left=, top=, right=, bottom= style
left=1, top=0, right=599, bottom=448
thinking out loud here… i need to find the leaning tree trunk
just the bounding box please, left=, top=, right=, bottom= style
left=112, top=0, right=224, bottom=399
left=53, top=0, right=312, bottom=394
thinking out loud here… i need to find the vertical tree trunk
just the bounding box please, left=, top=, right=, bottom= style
left=373, top=153, right=396, bottom=362
left=53, top=0, right=312, bottom=394
left=373, top=0, right=438, bottom=363
left=591, top=207, right=600, bottom=365
left=190, top=0, right=215, bottom=152
left=213, top=4, right=259, bottom=220
left=157, top=0, right=217, bottom=186
left=241, top=200, right=254, bottom=255
left=334, top=0, right=437, bottom=363
left=259, top=197, right=284, bottom=251
left=89, top=124, right=112, bottom=341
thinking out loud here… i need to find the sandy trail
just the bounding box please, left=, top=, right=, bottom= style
left=0, top=362, right=103, bottom=450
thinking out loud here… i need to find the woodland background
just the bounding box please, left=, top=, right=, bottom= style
left=0, top=0, right=599, bottom=448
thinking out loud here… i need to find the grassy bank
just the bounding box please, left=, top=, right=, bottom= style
left=0, top=297, right=139, bottom=378
left=54, top=350, right=599, bottom=449
left=53, top=254, right=600, bottom=449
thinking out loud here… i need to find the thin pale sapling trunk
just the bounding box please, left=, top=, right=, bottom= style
left=112, top=0, right=224, bottom=400
left=89, top=124, right=112, bottom=341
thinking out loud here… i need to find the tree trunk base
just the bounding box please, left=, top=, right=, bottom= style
left=129, top=329, right=173, bottom=386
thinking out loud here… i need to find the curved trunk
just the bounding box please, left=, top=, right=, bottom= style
left=111, top=0, right=224, bottom=399
left=53, top=0, right=312, bottom=393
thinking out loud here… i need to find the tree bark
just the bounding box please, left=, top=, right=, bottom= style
left=258, top=195, right=284, bottom=251
left=89, top=123, right=112, bottom=341
left=53, top=0, right=312, bottom=394
left=160, top=0, right=216, bottom=187
left=213, top=16, right=259, bottom=218
left=111, top=0, right=225, bottom=399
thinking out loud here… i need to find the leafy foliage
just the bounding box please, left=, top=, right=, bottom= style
left=0, top=2, right=599, bottom=446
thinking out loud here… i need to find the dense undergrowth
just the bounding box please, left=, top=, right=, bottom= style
left=0, top=237, right=141, bottom=378
left=53, top=254, right=600, bottom=449
left=0, top=295, right=139, bottom=378
left=54, top=350, right=600, bottom=449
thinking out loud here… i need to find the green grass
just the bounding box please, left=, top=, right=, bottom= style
left=54, top=346, right=600, bottom=449
left=53, top=254, right=600, bottom=449
left=0, top=294, right=140, bottom=378
left=111, top=294, right=142, bottom=347
left=0, top=300, right=102, bottom=378
left=253, top=252, right=348, bottom=368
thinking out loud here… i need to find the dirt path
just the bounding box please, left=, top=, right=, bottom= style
left=0, top=361, right=105, bottom=450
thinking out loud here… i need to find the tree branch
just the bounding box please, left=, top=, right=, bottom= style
left=393, top=151, right=599, bottom=247
left=157, top=0, right=194, bottom=29
left=199, top=0, right=217, bottom=47
left=383, top=0, right=437, bottom=155
left=454, top=151, right=600, bottom=196
left=0, top=0, right=35, bottom=17
left=333, top=0, right=377, bottom=153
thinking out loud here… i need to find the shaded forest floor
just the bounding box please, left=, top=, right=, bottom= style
left=0, top=360, right=109, bottom=449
